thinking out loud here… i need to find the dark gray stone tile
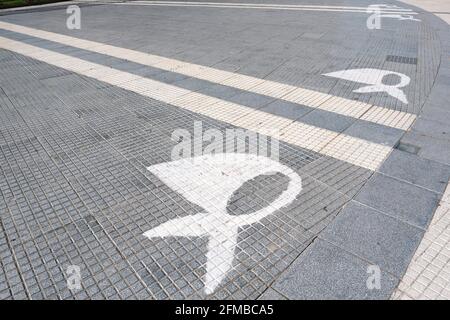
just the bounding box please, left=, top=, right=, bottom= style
left=379, top=150, right=450, bottom=193
left=151, top=71, right=188, bottom=84
left=228, top=91, right=275, bottom=109
left=260, top=99, right=311, bottom=120
left=132, top=66, right=166, bottom=78
left=272, top=239, right=399, bottom=299
left=400, top=131, right=450, bottom=166
left=109, top=60, right=145, bottom=73
left=299, top=109, right=355, bottom=133
left=199, top=83, right=242, bottom=100
left=172, top=77, right=210, bottom=92
left=354, top=173, right=440, bottom=228
left=421, top=105, right=450, bottom=125
left=426, top=83, right=450, bottom=108
left=320, top=201, right=424, bottom=277
left=437, top=66, right=450, bottom=80
left=344, top=121, right=403, bottom=147
left=412, top=118, right=450, bottom=142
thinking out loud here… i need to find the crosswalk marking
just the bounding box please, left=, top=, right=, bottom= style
left=0, top=36, right=393, bottom=170
left=128, top=1, right=415, bottom=11
left=116, top=1, right=418, bottom=15
left=0, top=21, right=416, bottom=130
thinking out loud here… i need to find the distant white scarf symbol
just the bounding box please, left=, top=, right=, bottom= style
left=366, top=4, right=421, bottom=24
left=143, top=154, right=302, bottom=294
left=323, top=68, right=410, bottom=104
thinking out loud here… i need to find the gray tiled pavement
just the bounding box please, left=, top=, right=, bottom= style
left=0, top=0, right=449, bottom=299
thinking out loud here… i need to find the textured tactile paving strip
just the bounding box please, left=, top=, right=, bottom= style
left=392, top=182, right=450, bottom=299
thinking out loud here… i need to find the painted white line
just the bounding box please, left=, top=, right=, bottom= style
left=131, top=1, right=414, bottom=12
left=0, top=0, right=78, bottom=13
left=0, top=21, right=417, bottom=130
left=117, top=1, right=418, bottom=15
left=116, top=3, right=416, bottom=14
left=0, top=36, right=393, bottom=170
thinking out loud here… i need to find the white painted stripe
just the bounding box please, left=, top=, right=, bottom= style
left=0, top=21, right=416, bottom=130
left=0, top=36, right=392, bottom=170
left=116, top=1, right=418, bottom=14
left=132, top=1, right=414, bottom=12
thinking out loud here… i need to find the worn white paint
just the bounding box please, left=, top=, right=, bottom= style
left=143, top=153, right=302, bottom=294
left=378, top=13, right=421, bottom=21
left=117, top=1, right=418, bottom=15
left=323, top=68, right=411, bottom=104
left=366, top=4, right=420, bottom=29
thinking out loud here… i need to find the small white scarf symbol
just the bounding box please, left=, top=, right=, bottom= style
left=323, top=68, right=410, bottom=104
left=143, top=154, right=302, bottom=294
left=366, top=4, right=421, bottom=23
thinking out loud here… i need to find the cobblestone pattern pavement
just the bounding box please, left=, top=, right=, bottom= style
left=0, top=0, right=448, bottom=300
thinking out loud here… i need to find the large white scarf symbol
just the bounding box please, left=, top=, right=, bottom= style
left=143, top=154, right=302, bottom=294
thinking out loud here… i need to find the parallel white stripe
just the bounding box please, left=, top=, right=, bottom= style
left=133, top=1, right=414, bottom=11
left=0, top=21, right=417, bottom=130
left=0, top=36, right=392, bottom=170
left=117, top=1, right=418, bottom=14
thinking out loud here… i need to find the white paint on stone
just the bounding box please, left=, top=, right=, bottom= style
left=323, top=68, right=411, bottom=104
left=143, top=153, right=302, bottom=294
left=0, top=21, right=417, bottom=130
left=378, top=13, right=420, bottom=21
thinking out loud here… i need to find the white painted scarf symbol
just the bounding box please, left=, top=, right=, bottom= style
left=323, top=68, right=410, bottom=104
left=367, top=4, right=421, bottom=24
left=143, top=154, right=302, bottom=294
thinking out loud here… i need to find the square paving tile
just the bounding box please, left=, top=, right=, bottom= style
left=320, top=201, right=424, bottom=277
left=412, top=118, right=450, bottom=142
left=354, top=173, right=440, bottom=228
left=299, top=109, right=355, bottom=133
left=379, top=149, right=450, bottom=193
left=260, top=99, right=311, bottom=121
left=344, top=120, right=404, bottom=147
left=271, top=239, right=399, bottom=300
left=228, top=91, right=275, bottom=109
left=400, top=131, right=450, bottom=166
